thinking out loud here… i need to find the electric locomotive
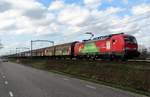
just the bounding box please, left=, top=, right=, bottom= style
left=74, top=33, right=139, bottom=60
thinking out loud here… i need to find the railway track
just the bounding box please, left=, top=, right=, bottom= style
left=10, top=56, right=150, bottom=63
left=128, top=60, right=150, bottom=62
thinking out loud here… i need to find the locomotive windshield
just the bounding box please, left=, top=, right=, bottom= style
left=124, top=36, right=137, bottom=44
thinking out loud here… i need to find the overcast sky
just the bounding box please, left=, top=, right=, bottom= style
left=0, top=0, right=150, bottom=55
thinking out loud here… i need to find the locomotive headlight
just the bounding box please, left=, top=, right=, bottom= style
left=133, top=48, right=137, bottom=50
left=125, top=47, right=129, bottom=50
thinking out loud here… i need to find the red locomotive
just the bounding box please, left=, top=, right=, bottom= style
left=12, top=33, right=140, bottom=61
left=74, top=33, right=139, bottom=60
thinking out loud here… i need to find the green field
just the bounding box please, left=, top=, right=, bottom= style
left=10, top=58, right=150, bottom=96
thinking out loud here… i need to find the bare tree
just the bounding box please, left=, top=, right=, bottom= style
left=0, top=40, right=3, bottom=49
left=138, top=45, right=148, bottom=59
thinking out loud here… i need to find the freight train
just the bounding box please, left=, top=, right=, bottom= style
left=12, top=33, right=140, bottom=61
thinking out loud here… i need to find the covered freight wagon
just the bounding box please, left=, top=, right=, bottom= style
left=44, top=47, right=55, bottom=56
left=54, top=42, right=77, bottom=58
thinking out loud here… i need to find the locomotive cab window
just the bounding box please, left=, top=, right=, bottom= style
left=112, top=39, right=116, bottom=44
left=124, top=36, right=137, bottom=44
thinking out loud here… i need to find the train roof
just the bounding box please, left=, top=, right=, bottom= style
left=82, top=33, right=125, bottom=43
left=28, top=41, right=79, bottom=52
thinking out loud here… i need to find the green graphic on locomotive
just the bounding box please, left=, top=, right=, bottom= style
left=79, top=42, right=99, bottom=54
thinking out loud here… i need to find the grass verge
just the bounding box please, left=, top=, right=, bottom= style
left=9, top=58, right=150, bottom=96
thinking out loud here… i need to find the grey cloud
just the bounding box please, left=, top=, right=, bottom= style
left=23, top=8, right=46, bottom=19
left=0, top=24, right=17, bottom=31
left=0, top=1, right=11, bottom=12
